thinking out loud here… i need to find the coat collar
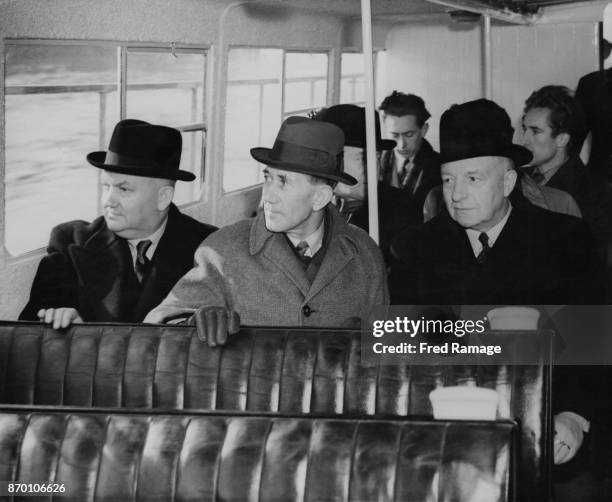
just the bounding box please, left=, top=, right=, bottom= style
left=248, top=205, right=361, bottom=298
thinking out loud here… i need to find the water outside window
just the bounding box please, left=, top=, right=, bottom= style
left=4, top=44, right=118, bottom=255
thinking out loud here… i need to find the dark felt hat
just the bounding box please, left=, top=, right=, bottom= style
left=316, top=104, right=396, bottom=151
left=440, top=99, right=532, bottom=167
left=250, top=116, right=357, bottom=185
left=87, top=119, right=194, bottom=181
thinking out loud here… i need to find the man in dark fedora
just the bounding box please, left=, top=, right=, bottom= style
left=146, top=116, right=388, bottom=344
left=19, top=119, right=216, bottom=328
left=389, top=100, right=607, bottom=498
left=389, top=98, right=602, bottom=306
left=314, top=104, right=419, bottom=261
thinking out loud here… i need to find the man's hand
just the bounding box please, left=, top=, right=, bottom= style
left=554, top=411, right=589, bottom=464
left=189, top=307, right=240, bottom=347
left=37, top=308, right=83, bottom=330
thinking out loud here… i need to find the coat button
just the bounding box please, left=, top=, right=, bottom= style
left=302, top=305, right=312, bottom=317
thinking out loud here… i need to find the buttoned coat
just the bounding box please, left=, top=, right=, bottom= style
left=19, top=204, right=216, bottom=322
left=145, top=206, right=388, bottom=327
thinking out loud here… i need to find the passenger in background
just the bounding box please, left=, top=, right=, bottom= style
left=522, top=85, right=612, bottom=250
left=19, top=119, right=216, bottom=328
left=145, top=117, right=388, bottom=345
left=314, top=104, right=420, bottom=260
left=389, top=98, right=603, bottom=306
left=379, top=91, right=441, bottom=219
left=575, top=39, right=612, bottom=179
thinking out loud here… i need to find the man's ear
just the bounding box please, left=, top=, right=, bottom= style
left=555, top=132, right=570, bottom=149
left=421, top=122, right=429, bottom=137
left=157, top=185, right=174, bottom=211
left=312, top=184, right=334, bottom=211
left=503, top=168, right=518, bottom=197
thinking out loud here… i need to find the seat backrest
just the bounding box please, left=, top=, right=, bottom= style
left=0, top=321, right=550, bottom=500
left=0, top=408, right=515, bottom=502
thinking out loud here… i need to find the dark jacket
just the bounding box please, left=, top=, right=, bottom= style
left=379, top=138, right=441, bottom=220
left=389, top=202, right=604, bottom=305
left=19, top=204, right=216, bottom=323
left=545, top=155, right=612, bottom=249
left=575, top=68, right=612, bottom=177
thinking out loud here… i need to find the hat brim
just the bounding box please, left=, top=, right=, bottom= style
left=379, top=139, right=396, bottom=150
left=441, top=144, right=533, bottom=168
left=86, top=151, right=196, bottom=181
left=250, top=147, right=358, bottom=186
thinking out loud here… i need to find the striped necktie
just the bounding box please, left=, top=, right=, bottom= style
left=135, top=240, right=152, bottom=282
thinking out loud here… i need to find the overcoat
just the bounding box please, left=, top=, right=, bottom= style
left=145, top=205, right=389, bottom=327
left=389, top=201, right=604, bottom=305
left=19, top=204, right=216, bottom=322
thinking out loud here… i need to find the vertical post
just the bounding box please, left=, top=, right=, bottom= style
left=483, top=14, right=493, bottom=99
left=118, top=46, right=127, bottom=120
left=360, top=0, right=379, bottom=244
left=97, top=91, right=107, bottom=208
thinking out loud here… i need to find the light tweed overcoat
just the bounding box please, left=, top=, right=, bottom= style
left=145, top=206, right=388, bottom=327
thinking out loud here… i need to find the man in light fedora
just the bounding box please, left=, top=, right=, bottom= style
left=20, top=119, right=216, bottom=327
left=145, top=116, right=388, bottom=345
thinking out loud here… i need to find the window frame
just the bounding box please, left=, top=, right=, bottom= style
left=2, top=38, right=210, bottom=259
left=223, top=45, right=332, bottom=195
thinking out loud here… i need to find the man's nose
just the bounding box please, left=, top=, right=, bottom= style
left=102, top=188, right=117, bottom=206
left=451, top=181, right=466, bottom=202
left=262, top=184, right=278, bottom=204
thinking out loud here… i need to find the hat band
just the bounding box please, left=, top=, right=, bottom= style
left=270, top=140, right=339, bottom=173
left=105, top=151, right=165, bottom=170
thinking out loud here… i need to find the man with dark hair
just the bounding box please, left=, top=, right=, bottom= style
left=522, top=85, right=612, bottom=248
left=379, top=91, right=441, bottom=219
left=20, top=119, right=216, bottom=327
left=146, top=117, right=388, bottom=345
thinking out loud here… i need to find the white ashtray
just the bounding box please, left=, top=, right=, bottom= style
left=429, top=386, right=499, bottom=421
left=487, top=306, right=540, bottom=331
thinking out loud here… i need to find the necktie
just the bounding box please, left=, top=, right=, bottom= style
left=296, top=241, right=311, bottom=265
left=529, top=167, right=545, bottom=184
left=400, top=158, right=413, bottom=188
left=477, top=233, right=490, bottom=264
left=135, top=240, right=152, bottom=282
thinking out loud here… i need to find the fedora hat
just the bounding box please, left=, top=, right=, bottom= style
left=250, top=116, right=357, bottom=185
left=316, top=104, right=395, bottom=151
left=440, top=99, right=532, bottom=167
left=87, top=119, right=195, bottom=181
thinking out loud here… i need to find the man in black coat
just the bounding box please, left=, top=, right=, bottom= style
left=389, top=99, right=607, bottom=500
left=19, top=119, right=216, bottom=327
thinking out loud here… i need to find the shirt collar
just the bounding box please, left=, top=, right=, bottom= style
left=465, top=203, right=512, bottom=257
left=127, top=216, right=168, bottom=259
left=285, top=217, right=325, bottom=257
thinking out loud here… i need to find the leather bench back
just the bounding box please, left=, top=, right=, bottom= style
left=0, top=321, right=550, bottom=500
left=0, top=409, right=515, bottom=502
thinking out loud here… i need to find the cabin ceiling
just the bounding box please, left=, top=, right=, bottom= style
left=253, top=0, right=597, bottom=18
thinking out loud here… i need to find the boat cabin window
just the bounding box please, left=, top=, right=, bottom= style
left=4, top=40, right=207, bottom=256
left=223, top=48, right=329, bottom=193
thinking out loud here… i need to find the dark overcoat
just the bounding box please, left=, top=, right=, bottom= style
left=19, top=204, right=216, bottom=322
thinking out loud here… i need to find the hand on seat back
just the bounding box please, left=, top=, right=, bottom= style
left=554, top=411, right=589, bottom=464
left=37, top=308, right=83, bottom=330
left=189, top=306, right=240, bottom=347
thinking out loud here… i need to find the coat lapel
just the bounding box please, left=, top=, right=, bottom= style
left=133, top=206, right=191, bottom=321
left=305, top=208, right=355, bottom=301
left=250, top=212, right=311, bottom=297
left=67, top=220, right=132, bottom=321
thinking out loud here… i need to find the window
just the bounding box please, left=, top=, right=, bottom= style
left=340, top=51, right=387, bottom=106
left=224, top=48, right=329, bottom=193
left=284, top=52, right=328, bottom=117
left=3, top=41, right=207, bottom=256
